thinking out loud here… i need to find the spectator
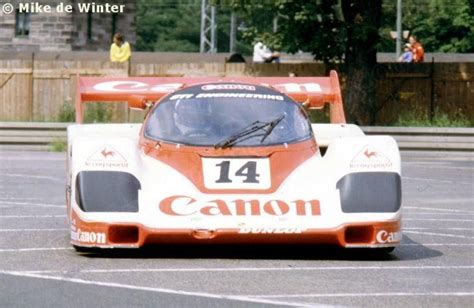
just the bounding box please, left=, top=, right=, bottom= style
left=253, top=41, right=280, bottom=63
left=398, top=43, right=413, bottom=63
left=408, top=35, right=424, bottom=63
left=110, top=33, right=131, bottom=63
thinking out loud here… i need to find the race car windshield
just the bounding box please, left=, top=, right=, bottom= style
left=144, top=85, right=312, bottom=147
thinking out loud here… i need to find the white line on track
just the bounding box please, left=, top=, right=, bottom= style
left=20, top=265, right=474, bottom=275
left=0, top=201, right=65, bottom=208
left=401, top=243, right=474, bottom=247
left=402, top=176, right=472, bottom=185
left=404, top=206, right=474, bottom=213
left=0, top=271, right=313, bottom=308
left=403, top=230, right=474, bottom=239
left=249, top=292, right=474, bottom=298
left=403, top=161, right=453, bottom=165
left=0, top=228, right=68, bottom=232
left=404, top=227, right=473, bottom=231
left=404, top=218, right=473, bottom=222
left=2, top=173, right=63, bottom=182
left=0, top=247, right=72, bottom=252
left=0, top=243, right=473, bottom=253
left=0, top=215, right=66, bottom=218
left=0, top=156, right=64, bottom=161
left=403, top=164, right=474, bottom=171
left=0, top=197, right=42, bottom=201
left=404, top=213, right=474, bottom=216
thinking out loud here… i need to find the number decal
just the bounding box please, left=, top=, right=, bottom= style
left=202, top=158, right=270, bottom=189
left=215, top=161, right=232, bottom=183
left=235, top=161, right=260, bottom=183
left=216, top=161, right=260, bottom=184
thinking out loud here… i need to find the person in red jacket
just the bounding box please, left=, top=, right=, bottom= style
left=409, top=35, right=425, bottom=63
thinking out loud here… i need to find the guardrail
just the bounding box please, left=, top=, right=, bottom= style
left=0, top=122, right=69, bottom=151
left=362, top=126, right=474, bottom=151
left=0, top=122, right=473, bottom=151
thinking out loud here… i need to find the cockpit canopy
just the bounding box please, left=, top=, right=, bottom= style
left=144, top=83, right=313, bottom=147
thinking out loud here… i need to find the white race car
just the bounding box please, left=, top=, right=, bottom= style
left=67, top=71, right=401, bottom=252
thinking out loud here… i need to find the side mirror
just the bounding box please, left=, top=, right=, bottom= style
left=128, top=95, right=147, bottom=110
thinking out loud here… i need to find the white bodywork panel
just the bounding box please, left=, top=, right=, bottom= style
left=67, top=123, right=401, bottom=232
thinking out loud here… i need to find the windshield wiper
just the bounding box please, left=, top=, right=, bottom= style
left=259, top=113, right=285, bottom=143
left=214, top=114, right=285, bottom=149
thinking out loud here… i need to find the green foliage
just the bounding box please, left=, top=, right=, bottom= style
left=395, top=109, right=472, bottom=127
left=234, top=1, right=382, bottom=125
left=379, top=0, right=474, bottom=53
left=57, top=102, right=75, bottom=122
left=137, top=0, right=201, bottom=52
left=49, top=138, right=67, bottom=152
left=135, top=0, right=474, bottom=54
left=56, top=102, right=113, bottom=123
left=137, top=0, right=239, bottom=53
left=307, top=106, right=330, bottom=124
left=84, top=104, right=113, bottom=123
left=233, top=1, right=381, bottom=64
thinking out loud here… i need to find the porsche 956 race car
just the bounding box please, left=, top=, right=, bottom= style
left=67, top=71, right=401, bottom=252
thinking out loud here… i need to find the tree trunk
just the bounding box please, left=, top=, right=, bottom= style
left=341, top=1, right=381, bottom=125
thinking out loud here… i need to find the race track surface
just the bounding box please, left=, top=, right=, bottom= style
left=0, top=150, right=473, bottom=307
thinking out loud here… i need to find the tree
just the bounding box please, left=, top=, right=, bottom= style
left=234, top=0, right=382, bottom=124
left=379, top=0, right=474, bottom=53
left=414, top=0, right=474, bottom=52
left=136, top=0, right=201, bottom=52
left=136, top=0, right=249, bottom=53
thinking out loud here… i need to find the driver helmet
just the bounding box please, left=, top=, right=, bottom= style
left=174, top=99, right=212, bottom=134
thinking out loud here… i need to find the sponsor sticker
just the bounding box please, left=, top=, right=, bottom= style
left=71, top=228, right=107, bottom=244
left=158, top=195, right=321, bottom=217
left=201, top=84, right=256, bottom=91
left=350, top=145, right=392, bottom=169
left=91, top=81, right=323, bottom=94
left=93, top=81, right=182, bottom=93
left=85, top=146, right=128, bottom=168
left=375, top=230, right=402, bottom=244
left=273, top=83, right=322, bottom=93
left=239, top=227, right=306, bottom=234
left=195, top=93, right=284, bottom=100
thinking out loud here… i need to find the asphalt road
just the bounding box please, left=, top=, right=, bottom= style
left=0, top=150, right=473, bottom=307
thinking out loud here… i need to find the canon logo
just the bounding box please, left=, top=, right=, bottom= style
left=71, top=228, right=106, bottom=244
left=92, top=81, right=322, bottom=94
left=159, top=195, right=321, bottom=217
left=93, top=81, right=183, bottom=93
left=376, top=230, right=402, bottom=244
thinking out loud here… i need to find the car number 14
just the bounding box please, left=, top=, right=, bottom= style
left=202, top=158, right=271, bottom=190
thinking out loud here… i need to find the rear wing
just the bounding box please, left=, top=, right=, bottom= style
left=75, top=70, right=345, bottom=123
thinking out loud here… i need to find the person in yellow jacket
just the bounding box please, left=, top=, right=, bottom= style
left=110, top=33, right=131, bottom=62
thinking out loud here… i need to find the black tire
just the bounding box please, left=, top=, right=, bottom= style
left=372, top=247, right=395, bottom=254
left=73, top=245, right=101, bottom=253
left=348, top=246, right=396, bottom=259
